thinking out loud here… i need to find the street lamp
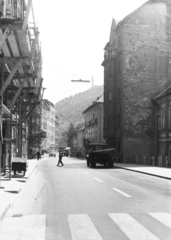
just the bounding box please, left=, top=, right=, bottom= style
left=71, top=79, right=90, bottom=83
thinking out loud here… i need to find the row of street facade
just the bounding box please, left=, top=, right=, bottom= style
left=1, top=0, right=171, bottom=173
left=71, top=0, right=171, bottom=168
left=0, top=1, right=50, bottom=175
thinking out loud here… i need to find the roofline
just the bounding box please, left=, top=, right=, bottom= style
left=43, top=99, right=54, bottom=107
left=82, top=94, right=104, bottom=114
left=82, top=102, right=103, bottom=114
left=115, top=0, right=149, bottom=32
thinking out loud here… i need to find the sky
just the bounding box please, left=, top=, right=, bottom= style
left=32, top=0, right=147, bottom=104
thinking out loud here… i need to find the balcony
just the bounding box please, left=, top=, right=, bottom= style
left=85, top=118, right=98, bottom=127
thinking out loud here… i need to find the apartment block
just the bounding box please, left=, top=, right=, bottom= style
left=102, top=0, right=171, bottom=163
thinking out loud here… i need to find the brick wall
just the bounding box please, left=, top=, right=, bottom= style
left=102, top=0, right=171, bottom=161
left=121, top=1, right=170, bottom=160
left=123, top=137, right=155, bottom=163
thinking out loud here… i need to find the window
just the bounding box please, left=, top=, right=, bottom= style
left=95, top=110, right=97, bottom=119
left=158, top=108, right=166, bottom=129
left=161, top=108, right=166, bottom=129
left=94, top=126, right=97, bottom=139
left=117, top=103, right=121, bottom=125
left=118, top=113, right=121, bottom=126
left=90, top=128, right=92, bottom=140
left=118, top=87, right=121, bottom=101
left=169, top=107, right=171, bottom=128
left=118, top=61, right=120, bottom=73
left=112, top=49, right=115, bottom=56
left=108, top=116, right=112, bottom=127
left=117, top=141, right=121, bottom=152
left=158, top=117, right=162, bottom=129
left=92, top=127, right=95, bottom=141
left=109, top=91, right=112, bottom=101
left=108, top=65, right=112, bottom=77
left=92, top=111, right=95, bottom=120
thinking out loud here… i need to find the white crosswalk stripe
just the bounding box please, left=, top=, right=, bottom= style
left=109, top=213, right=160, bottom=240
left=149, top=212, right=171, bottom=229
left=68, top=212, right=171, bottom=240
left=0, top=212, right=170, bottom=239
left=68, top=214, right=103, bottom=240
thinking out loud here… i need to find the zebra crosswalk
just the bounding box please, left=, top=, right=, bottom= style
left=68, top=214, right=103, bottom=240
left=149, top=212, right=171, bottom=229
left=109, top=213, right=160, bottom=240
left=0, top=212, right=170, bottom=239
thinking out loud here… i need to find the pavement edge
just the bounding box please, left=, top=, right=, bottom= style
left=114, top=166, right=171, bottom=180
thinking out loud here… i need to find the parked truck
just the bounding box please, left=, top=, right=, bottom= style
left=86, top=143, right=115, bottom=168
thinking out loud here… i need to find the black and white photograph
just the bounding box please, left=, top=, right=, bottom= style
left=0, top=0, right=171, bottom=239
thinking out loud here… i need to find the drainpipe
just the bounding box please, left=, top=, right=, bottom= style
left=152, top=99, right=159, bottom=165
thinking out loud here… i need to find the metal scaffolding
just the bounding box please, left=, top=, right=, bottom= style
left=0, top=0, right=43, bottom=183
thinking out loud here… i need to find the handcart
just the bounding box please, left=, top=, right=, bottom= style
left=12, top=157, right=27, bottom=176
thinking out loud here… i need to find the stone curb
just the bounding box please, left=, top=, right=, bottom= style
left=114, top=166, right=171, bottom=180
left=0, top=203, right=10, bottom=222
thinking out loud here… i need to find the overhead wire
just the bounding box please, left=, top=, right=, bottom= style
left=43, top=61, right=81, bottom=79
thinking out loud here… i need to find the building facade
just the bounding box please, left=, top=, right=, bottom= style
left=153, top=86, right=171, bottom=167
left=102, top=0, right=171, bottom=163
left=77, top=126, right=86, bottom=158
left=82, top=95, right=106, bottom=145
left=41, top=100, right=55, bottom=153
left=55, top=116, right=59, bottom=152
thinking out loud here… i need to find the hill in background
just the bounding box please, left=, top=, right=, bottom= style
left=55, top=85, right=103, bottom=145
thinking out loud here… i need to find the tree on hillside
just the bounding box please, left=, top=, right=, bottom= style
left=55, top=85, right=103, bottom=126
left=66, top=123, right=75, bottom=147
left=55, top=85, right=103, bottom=147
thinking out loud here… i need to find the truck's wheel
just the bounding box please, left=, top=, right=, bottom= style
left=108, top=158, right=113, bottom=168
left=91, top=161, right=96, bottom=168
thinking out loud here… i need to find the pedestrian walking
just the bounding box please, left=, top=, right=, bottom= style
left=36, top=150, right=41, bottom=160
left=57, top=151, right=64, bottom=167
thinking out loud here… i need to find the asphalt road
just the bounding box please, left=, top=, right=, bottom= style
left=0, top=156, right=171, bottom=240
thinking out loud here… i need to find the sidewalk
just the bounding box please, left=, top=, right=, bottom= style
left=114, top=163, right=171, bottom=180
left=0, top=159, right=39, bottom=221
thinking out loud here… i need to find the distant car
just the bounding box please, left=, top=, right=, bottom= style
left=61, top=149, right=69, bottom=157
left=49, top=152, right=56, bottom=157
